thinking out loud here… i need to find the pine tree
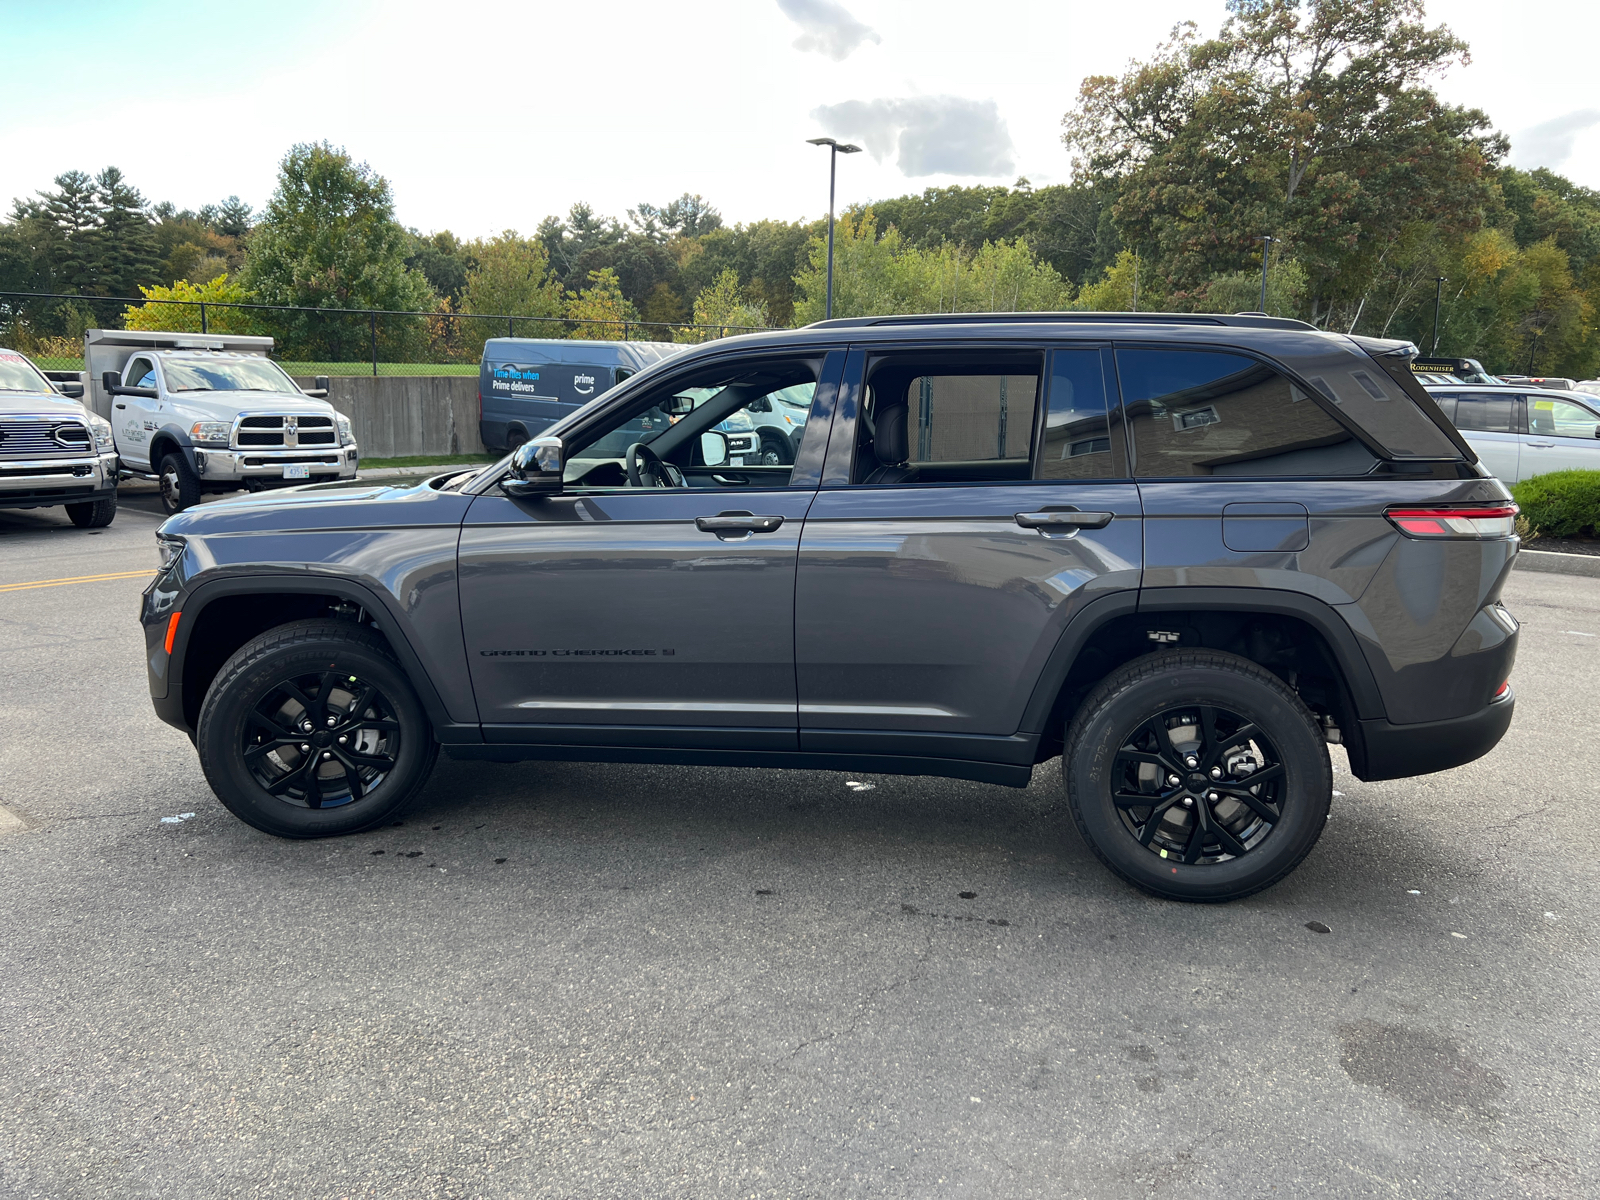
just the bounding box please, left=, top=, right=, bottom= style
left=14, top=170, right=102, bottom=292
left=94, top=167, right=162, bottom=297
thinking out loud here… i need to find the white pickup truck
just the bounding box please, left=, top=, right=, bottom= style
left=85, top=329, right=359, bottom=514
left=0, top=347, right=120, bottom=526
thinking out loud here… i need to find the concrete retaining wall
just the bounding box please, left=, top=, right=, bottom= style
left=293, top=376, right=486, bottom=459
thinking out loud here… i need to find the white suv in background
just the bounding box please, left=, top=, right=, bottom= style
left=1425, top=384, right=1600, bottom=482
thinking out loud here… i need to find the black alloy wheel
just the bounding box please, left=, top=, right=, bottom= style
left=1111, top=704, right=1284, bottom=865
left=197, top=620, right=438, bottom=837
left=242, top=670, right=402, bottom=809
left=1063, top=650, right=1331, bottom=902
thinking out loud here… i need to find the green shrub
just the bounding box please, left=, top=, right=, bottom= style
left=1511, top=470, right=1600, bottom=539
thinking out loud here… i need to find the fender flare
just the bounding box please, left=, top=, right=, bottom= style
left=168, top=573, right=477, bottom=743
left=1018, top=586, right=1388, bottom=735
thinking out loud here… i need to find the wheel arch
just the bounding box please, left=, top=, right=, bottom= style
left=170, top=575, right=463, bottom=740
left=1022, top=588, right=1387, bottom=772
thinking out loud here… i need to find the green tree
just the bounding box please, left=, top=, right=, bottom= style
left=564, top=267, right=639, bottom=338
left=1063, top=0, right=1504, bottom=321
left=458, top=231, right=565, bottom=352
left=12, top=170, right=102, bottom=293
left=240, top=142, right=436, bottom=359
left=122, top=275, right=262, bottom=334
left=93, top=167, right=162, bottom=298
left=680, top=268, right=769, bottom=342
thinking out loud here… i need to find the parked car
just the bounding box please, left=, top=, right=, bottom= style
left=0, top=346, right=119, bottom=526
left=145, top=313, right=1518, bottom=903
left=1423, top=383, right=1600, bottom=482
left=478, top=338, right=687, bottom=451
left=85, top=329, right=358, bottom=515
left=1574, top=380, right=1600, bottom=397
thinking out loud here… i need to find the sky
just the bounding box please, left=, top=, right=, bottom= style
left=2, top=0, right=1597, bottom=238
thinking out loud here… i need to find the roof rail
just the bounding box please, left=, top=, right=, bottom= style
left=805, top=311, right=1319, bottom=332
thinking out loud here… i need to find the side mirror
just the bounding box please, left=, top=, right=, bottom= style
left=699, top=430, right=730, bottom=466
left=102, top=371, right=121, bottom=395
left=315, top=376, right=330, bottom=392
left=301, top=374, right=331, bottom=398
left=746, top=397, right=770, bottom=413
left=56, top=381, right=84, bottom=398
left=500, top=435, right=564, bottom=498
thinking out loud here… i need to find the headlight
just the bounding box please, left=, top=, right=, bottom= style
left=189, top=421, right=232, bottom=447
left=156, top=533, right=186, bottom=571
left=88, top=415, right=115, bottom=450
left=335, top=414, right=354, bottom=446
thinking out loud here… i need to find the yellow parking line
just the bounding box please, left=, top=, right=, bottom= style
left=0, top=569, right=156, bottom=594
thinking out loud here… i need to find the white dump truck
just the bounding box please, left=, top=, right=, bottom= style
left=84, top=329, right=359, bottom=514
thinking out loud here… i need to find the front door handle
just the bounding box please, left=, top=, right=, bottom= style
left=1015, top=510, right=1114, bottom=530
left=1525, top=442, right=1555, bottom=449
left=114, top=403, right=126, bottom=409
left=695, top=511, right=785, bottom=535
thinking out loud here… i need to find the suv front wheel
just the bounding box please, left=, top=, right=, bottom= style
left=196, top=620, right=439, bottom=837
left=1063, top=650, right=1332, bottom=902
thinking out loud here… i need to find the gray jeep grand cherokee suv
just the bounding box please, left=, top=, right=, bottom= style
left=141, top=314, right=1519, bottom=901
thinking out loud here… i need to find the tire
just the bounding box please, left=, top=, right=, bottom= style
left=1062, top=650, right=1332, bottom=903
left=757, top=433, right=791, bottom=466
left=196, top=619, right=439, bottom=838
left=158, top=451, right=202, bottom=515
left=65, top=494, right=117, bottom=527
left=504, top=425, right=530, bottom=453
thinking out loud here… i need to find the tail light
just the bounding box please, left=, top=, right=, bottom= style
left=1385, top=503, right=1518, bottom=539
left=1494, top=680, right=1511, bottom=699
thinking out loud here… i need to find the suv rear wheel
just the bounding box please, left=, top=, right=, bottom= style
left=1063, top=650, right=1332, bottom=902
left=196, top=620, right=438, bottom=838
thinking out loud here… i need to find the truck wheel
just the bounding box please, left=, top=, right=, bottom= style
left=196, top=619, right=439, bottom=838
left=65, top=495, right=117, bottom=528
left=158, top=452, right=202, bottom=514
left=505, top=424, right=530, bottom=452
left=757, top=433, right=791, bottom=466
left=1062, top=650, right=1331, bottom=903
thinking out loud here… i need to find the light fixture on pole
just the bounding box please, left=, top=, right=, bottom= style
left=807, top=137, right=862, bottom=320
left=1431, top=276, right=1446, bottom=354
left=1259, top=235, right=1274, bottom=314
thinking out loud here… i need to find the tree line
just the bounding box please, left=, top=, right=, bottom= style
left=1, top=0, right=1595, bottom=375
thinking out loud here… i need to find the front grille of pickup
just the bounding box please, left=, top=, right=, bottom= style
left=0, top=418, right=91, bottom=457
left=236, top=415, right=338, bottom=449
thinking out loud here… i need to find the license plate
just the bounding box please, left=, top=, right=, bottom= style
left=730, top=456, right=744, bottom=466
left=282, top=464, right=311, bottom=480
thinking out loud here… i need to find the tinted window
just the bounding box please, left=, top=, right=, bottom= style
left=906, top=374, right=1037, bottom=464
left=1452, top=395, right=1517, bottom=434
left=127, top=358, right=156, bottom=389
left=1121, top=349, right=1374, bottom=477
left=1038, top=348, right=1124, bottom=479
left=1528, top=396, right=1600, bottom=438
left=486, top=361, right=612, bottom=406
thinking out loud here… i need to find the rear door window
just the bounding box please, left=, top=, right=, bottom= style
left=1452, top=394, right=1519, bottom=434
left=1528, top=396, right=1600, bottom=438
left=1120, top=348, right=1376, bottom=477
left=1038, top=347, right=1126, bottom=479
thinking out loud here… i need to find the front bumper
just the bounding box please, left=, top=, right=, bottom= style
left=191, top=444, right=359, bottom=483
left=0, top=451, right=119, bottom=509
left=1347, top=686, right=1516, bottom=781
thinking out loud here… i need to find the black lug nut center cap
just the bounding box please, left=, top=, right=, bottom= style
left=1188, top=773, right=1208, bottom=790
left=313, top=730, right=332, bottom=747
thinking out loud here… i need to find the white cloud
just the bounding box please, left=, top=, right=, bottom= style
left=1510, top=109, right=1600, bottom=171
left=811, top=96, right=1016, bottom=177
left=776, top=0, right=880, bottom=61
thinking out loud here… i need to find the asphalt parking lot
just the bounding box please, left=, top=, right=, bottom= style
left=1, top=495, right=1596, bottom=1200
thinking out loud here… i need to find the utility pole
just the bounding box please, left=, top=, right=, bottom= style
left=1259, top=236, right=1274, bottom=314
left=807, top=137, right=862, bottom=320
left=1431, top=276, right=1446, bottom=354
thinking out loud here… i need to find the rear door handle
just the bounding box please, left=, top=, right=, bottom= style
left=1015, top=510, right=1114, bottom=530
left=696, top=511, right=785, bottom=535
left=1525, top=442, right=1555, bottom=449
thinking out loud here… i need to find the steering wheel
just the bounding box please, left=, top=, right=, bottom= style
left=625, top=441, right=682, bottom=488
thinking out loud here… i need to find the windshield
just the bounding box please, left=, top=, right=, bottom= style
left=161, top=357, right=299, bottom=393
left=0, top=352, right=53, bottom=392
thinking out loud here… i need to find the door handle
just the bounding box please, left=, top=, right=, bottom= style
left=1015, top=510, right=1114, bottom=530
left=695, top=511, right=785, bottom=535
left=1525, top=442, right=1554, bottom=449
left=115, top=403, right=126, bottom=409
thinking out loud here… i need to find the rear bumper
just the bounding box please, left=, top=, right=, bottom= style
left=1348, top=687, right=1515, bottom=781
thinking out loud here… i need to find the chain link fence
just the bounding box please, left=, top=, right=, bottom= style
left=0, top=291, right=777, bottom=376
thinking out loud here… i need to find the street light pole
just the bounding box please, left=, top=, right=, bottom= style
left=807, top=137, right=862, bottom=320
left=1259, top=235, right=1273, bottom=314
left=1431, top=276, right=1446, bottom=354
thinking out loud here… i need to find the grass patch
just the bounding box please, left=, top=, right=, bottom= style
left=359, top=453, right=501, bottom=469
